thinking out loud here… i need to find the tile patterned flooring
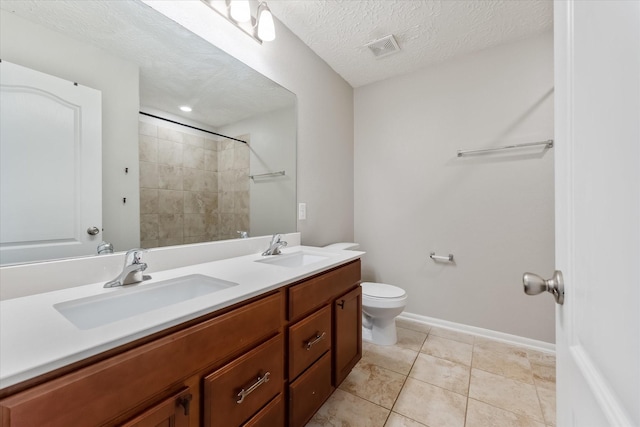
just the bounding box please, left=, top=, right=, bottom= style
left=306, top=319, right=556, bottom=427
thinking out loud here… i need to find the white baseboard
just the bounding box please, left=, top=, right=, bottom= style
left=398, top=312, right=555, bottom=354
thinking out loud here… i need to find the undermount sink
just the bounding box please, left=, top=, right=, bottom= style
left=54, top=274, right=238, bottom=330
left=255, top=250, right=330, bottom=268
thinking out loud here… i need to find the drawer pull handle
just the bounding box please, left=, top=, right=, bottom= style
left=177, top=393, right=192, bottom=416
left=236, top=372, right=270, bottom=404
left=306, top=332, right=326, bottom=350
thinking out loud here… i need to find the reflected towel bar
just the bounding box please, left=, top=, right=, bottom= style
left=250, top=170, right=285, bottom=180
left=457, top=139, right=553, bottom=157
left=430, top=252, right=454, bottom=263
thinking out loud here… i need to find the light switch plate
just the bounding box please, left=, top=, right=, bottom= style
left=298, top=203, right=307, bottom=220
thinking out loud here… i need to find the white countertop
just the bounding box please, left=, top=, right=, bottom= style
left=0, top=246, right=363, bottom=390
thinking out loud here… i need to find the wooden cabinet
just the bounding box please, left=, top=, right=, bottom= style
left=0, top=259, right=362, bottom=427
left=121, top=388, right=193, bottom=427
left=334, top=286, right=362, bottom=386
left=286, top=259, right=361, bottom=426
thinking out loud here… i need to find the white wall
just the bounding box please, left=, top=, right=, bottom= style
left=354, top=32, right=555, bottom=343
left=0, top=12, right=141, bottom=252
left=219, top=107, right=297, bottom=237
left=143, top=1, right=354, bottom=246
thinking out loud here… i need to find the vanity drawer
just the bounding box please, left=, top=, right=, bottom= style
left=204, top=334, right=284, bottom=427
left=242, top=394, right=284, bottom=427
left=288, top=305, right=331, bottom=380
left=288, top=351, right=333, bottom=427
left=288, top=259, right=361, bottom=321
left=0, top=293, right=282, bottom=427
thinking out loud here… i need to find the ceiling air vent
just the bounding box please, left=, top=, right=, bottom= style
left=365, top=34, right=400, bottom=59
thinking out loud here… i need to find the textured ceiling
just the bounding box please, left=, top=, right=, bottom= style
left=268, top=0, right=553, bottom=87
left=0, top=0, right=295, bottom=128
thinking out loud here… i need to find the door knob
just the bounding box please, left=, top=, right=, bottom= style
left=522, top=270, right=564, bottom=305
left=87, top=226, right=100, bottom=236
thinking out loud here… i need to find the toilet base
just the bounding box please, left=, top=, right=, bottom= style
left=362, top=317, right=398, bottom=346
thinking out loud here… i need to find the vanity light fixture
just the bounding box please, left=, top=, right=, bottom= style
left=179, top=106, right=193, bottom=112
left=201, top=0, right=276, bottom=43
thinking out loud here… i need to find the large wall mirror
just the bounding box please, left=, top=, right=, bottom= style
left=0, top=0, right=297, bottom=266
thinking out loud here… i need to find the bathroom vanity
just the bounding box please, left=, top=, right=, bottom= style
left=0, top=249, right=362, bottom=427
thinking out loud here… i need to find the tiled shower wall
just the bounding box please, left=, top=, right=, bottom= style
left=138, top=119, right=250, bottom=248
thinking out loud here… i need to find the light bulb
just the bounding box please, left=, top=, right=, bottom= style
left=257, top=3, right=275, bottom=41
left=229, top=0, right=251, bottom=23
left=179, top=106, right=192, bottom=112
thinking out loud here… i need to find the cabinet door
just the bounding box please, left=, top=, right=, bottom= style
left=333, top=286, right=362, bottom=386
left=121, top=388, right=192, bottom=427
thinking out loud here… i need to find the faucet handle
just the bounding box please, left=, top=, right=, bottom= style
left=124, top=248, right=147, bottom=265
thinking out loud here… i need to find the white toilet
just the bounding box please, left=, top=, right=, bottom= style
left=324, top=243, right=408, bottom=346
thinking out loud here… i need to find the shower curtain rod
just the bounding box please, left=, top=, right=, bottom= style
left=139, top=112, right=248, bottom=144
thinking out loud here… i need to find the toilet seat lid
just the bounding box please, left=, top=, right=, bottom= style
left=361, top=282, right=406, bottom=298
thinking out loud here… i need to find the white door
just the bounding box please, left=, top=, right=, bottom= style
left=0, top=61, right=102, bottom=265
left=554, top=1, right=639, bottom=426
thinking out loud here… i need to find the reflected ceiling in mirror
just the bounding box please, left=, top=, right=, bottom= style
left=0, top=0, right=297, bottom=266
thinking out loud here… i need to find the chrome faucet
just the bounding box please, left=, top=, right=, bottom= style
left=262, top=234, right=287, bottom=256
left=104, top=248, right=149, bottom=288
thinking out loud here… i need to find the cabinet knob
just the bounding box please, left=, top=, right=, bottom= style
left=337, top=299, right=345, bottom=309
left=177, top=393, right=192, bottom=416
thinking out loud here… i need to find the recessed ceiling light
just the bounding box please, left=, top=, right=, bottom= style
left=179, top=106, right=192, bottom=112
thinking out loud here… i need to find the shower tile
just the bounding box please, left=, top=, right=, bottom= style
left=384, top=412, right=427, bottom=427
left=236, top=213, right=249, bottom=232
left=396, top=327, right=427, bottom=352
left=219, top=213, right=234, bottom=236
left=204, top=138, right=219, bottom=152
left=472, top=346, right=534, bottom=384
left=204, top=149, right=218, bottom=171
left=361, top=342, right=418, bottom=375
left=393, top=378, right=466, bottom=427
left=183, top=145, right=204, bottom=170
left=158, top=165, right=183, bottom=190
left=157, top=139, right=183, bottom=167
left=220, top=191, right=235, bottom=213
left=465, top=398, right=545, bottom=427
left=183, top=168, right=204, bottom=192
left=235, top=169, right=250, bottom=192
left=139, top=121, right=157, bottom=137
left=219, top=148, right=234, bottom=171
left=469, top=368, right=544, bottom=422
left=203, top=192, right=218, bottom=214
left=235, top=191, right=249, bottom=214
left=159, top=237, right=183, bottom=247
left=184, top=192, right=206, bottom=214
left=157, top=127, right=184, bottom=143
left=219, top=170, right=235, bottom=191
left=140, top=239, right=158, bottom=249
left=531, top=363, right=555, bottom=391
left=158, top=214, right=183, bottom=239
left=306, top=388, right=389, bottom=427
left=234, top=143, right=250, bottom=169
left=184, top=235, right=208, bottom=244
left=421, top=335, right=473, bottom=366
left=158, top=190, right=184, bottom=214
left=184, top=214, right=206, bottom=237
left=429, top=326, right=475, bottom=344
left=139, top=162, right=158, bottom=189
left=140, top=214, right=159, bottom=241
left=409, top=353, right=470, bottom=396
left=183, top=133, right=204, bottom=148
left=140, top=189, right=158, bottom=215
left=396, top=318, right=431, bottom=335
left=338, top=360, right=406, bottom=409
left=204, top=172, right=218, bottom=192
left=221, top=140, right=235, bottom=151
left=139, top=134, right=158, bottom=163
